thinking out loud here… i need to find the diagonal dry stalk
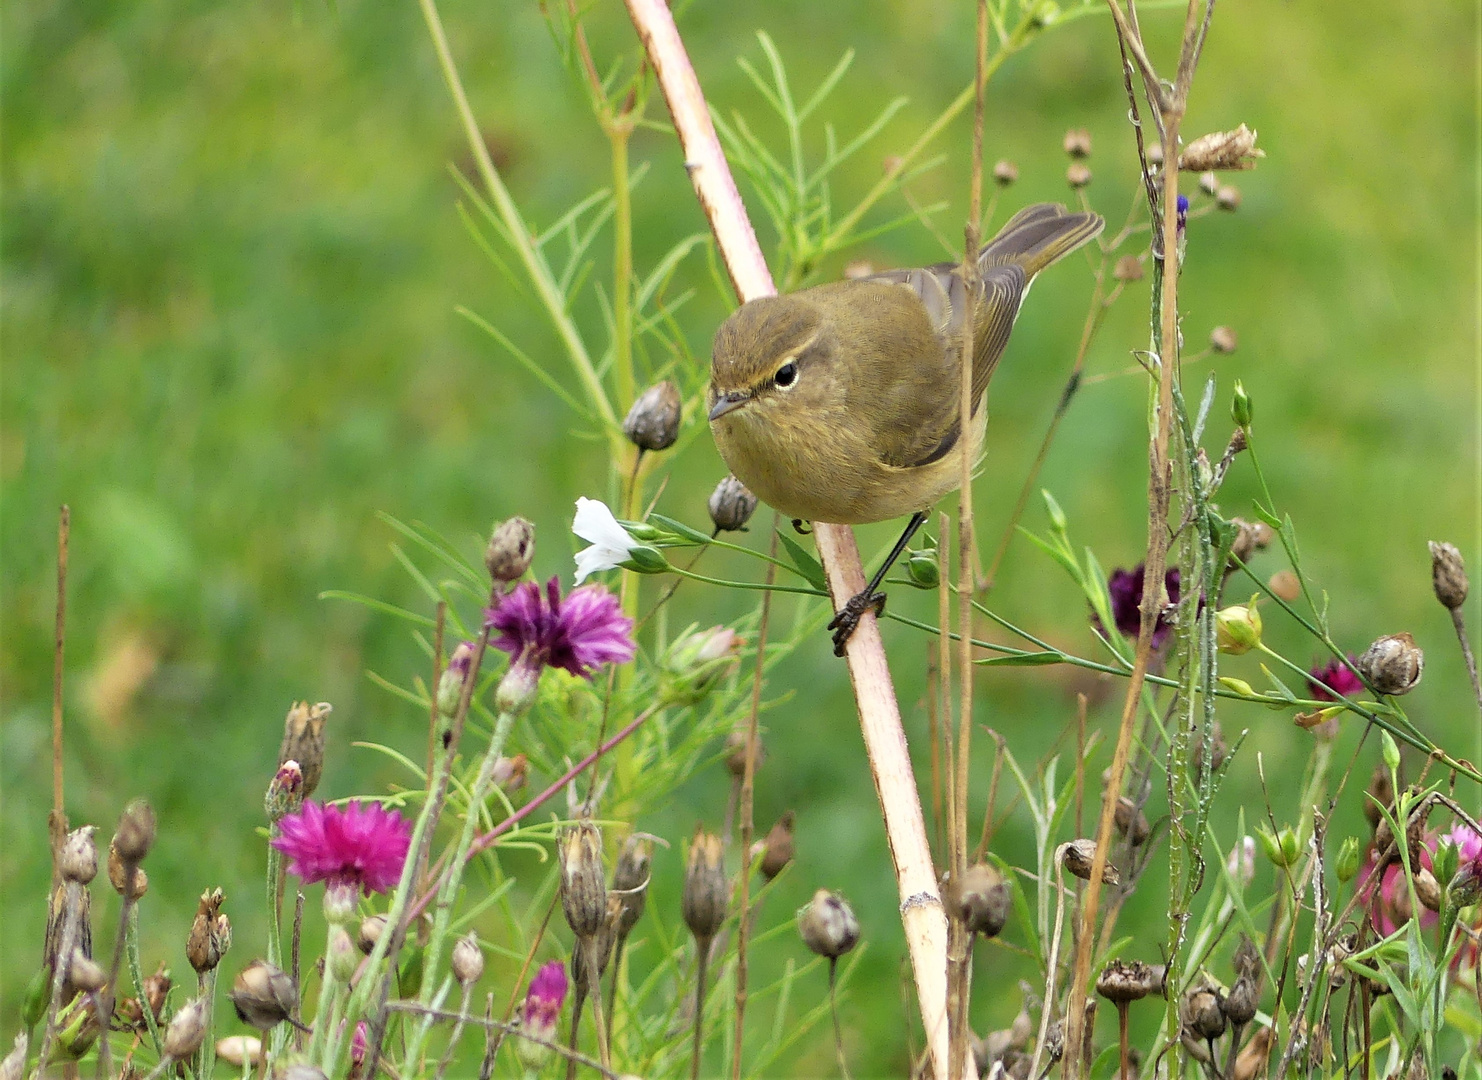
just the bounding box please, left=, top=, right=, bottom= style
left=620, top=2, right=955, bottom=1077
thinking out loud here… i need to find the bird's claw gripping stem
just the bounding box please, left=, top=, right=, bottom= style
left=828, top=588, right=887, bottom=656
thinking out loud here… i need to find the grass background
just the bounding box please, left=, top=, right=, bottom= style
left=2, top=0, right=1478, bottom=1073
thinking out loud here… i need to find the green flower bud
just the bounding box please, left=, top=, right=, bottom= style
left=1215, top=597, right=1262, bottom=655
left=1232, top=381, right=1253, bottom=428
left=906, top=548, right=940, bottom=589
left=1334, top=837, right=1361, bottom=884
left=622, top=545, right=669, bottom=575
left=21, top=967, right=49, bottom=1029
left=1381, top=730, right=1401, bottom=776
left=1218, top=676, right=1258, bottom=698
left=1432, top=839, right=1459, bottom=889
left=659, top=625, right=739, bottom=706
left=1258, top=825, right=1298, bottom=868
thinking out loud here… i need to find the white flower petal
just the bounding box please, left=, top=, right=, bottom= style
left=573, top=497, right=636, bottom=552
left=573, top=543, right=622, bottom=585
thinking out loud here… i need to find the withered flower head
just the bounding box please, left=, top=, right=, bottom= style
left=68, top=951, right=107, bottom=994
left=993, top=159, right=1019, bottom=186
left=1183, top=986, right=1227, bottom=1041
left=485, top=516, right=536, bottom=583
left=946, top=862, right=1011, bottom=938
left=708, top=475, right=758, bottom=533
left=1096, top=959, right=1161, bottom=1005
left=277, top=702, right=331, bottom=799
left=1061, top=839, right=1120, bottom=885
left=451, top=931, right=484, bottom=987
left=1066, top=162, right=1092, bottom=189
left=187, top=888, right=231, bottom=974
left=1357, top=633, right=1424, bottom=696
left=1112, top=255, right=1144, bottom=283
left=558, top=821, right=607, bottom=940
left=1199, top=171, right=1219, bottom=195
left=107, top=843, right=149, bottom=900
left=623, top=380, right=682, bottom=452
left=112, top=799, right=157, bottom=865
left=798, top=889, right=860, bottom=959
left=230, top=960, right=297, bottom=1031
left=1210, top=326, right=1239, bottom=355
left=1429, top=541, right=1468, bottom=610
left=682, top=828, right=728, bottom=944
left=1063, top=128, right=1092, bottom=158
left=59, top=826, right=98, bottom=885
left=1, top=1033, right=26, bottom=1080
left=569, top=897, right=621, bottom=988
left=1228, top=517, right=1271, bottom=564
left=1224, top=976, right=1258, bottom=1027
left=1114, top=797, right=1151, bottom=847
left=164, top=997, right=209, bottom=1060
left=1178, top=125, right=1264, bottom=172
left=612, top=834, right=652, bottom=936
left=757, top=811, right=795, bottom=881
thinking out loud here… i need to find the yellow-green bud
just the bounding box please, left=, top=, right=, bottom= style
left=1334, top=837, right=1361, bottom=883
left=906, top=549, right=940, bottom=589
left=1258, top=825, right=1299, bottom=868
left=1215, top=598, right=1262, bottom=655
left=1232, top=381, right=1253, bottom=428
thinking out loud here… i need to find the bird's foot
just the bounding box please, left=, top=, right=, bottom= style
left=828, top=588, right=887, bottom=656
left=791, top=518, right=813, bottom=535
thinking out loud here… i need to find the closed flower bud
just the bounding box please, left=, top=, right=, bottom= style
left=277, top=702, right=330, bottom=800
left=682, top=829, right=728, bottom=944
left=1258, top=825, right=1299, bottom=868
left=216, top=1036, right=263, bottom=1069
left=1066, top=162, right=1092, bottom=189
left=436, top=642, right=474, bottom=717
left=59, top=826, right=98, bottom=884
left=1184, top=987, right=1226, bottom=1041
left=623, top=381, right=682, bottom=452
left=1114, top=797, right=1151, bottom=846
left=266, top=760, right=304, bottom=822
left=357, top=914, right=386, bottom=955
left=490, top=754, right=528, bottom=795
left=993, top=159, right=1019, bottom=186
left=1450, top=860, right=1482, bottom=909
left=51, top=994, right=99, bottom=1062
left=947, top=862, right=1011, bottom=938
left=798, top=889, right=860, bottom=959
left=1232, top=936, right=1261, bottom=982
left=485, top=517, right=536, bottom=583
left=757, top=812, right=795, bottom=881
left=1216, top=185, right=1242, bottom=211
left=612, top=834, right=652, bottom=936
left=906, top=548, right=940, bottom=588
left=660, top=625, right=739, bottom=706
left=1357, top=633, right=1424, bottom=696
left=1061, top=839, right=1120, bottom=885
left=1231, top=381, right=1253, bottom=427
left=1112, top=255, right=1144, bottom=283
left=326, top=926, right=357, bottom=982
left=1210, top=326, right=1238, bottom=354
left=164, top=997, right=209, bottom=1060
left=1096, top=959, right=1161, bottom=1004
left=1227, top=835, right=1256, bottom=888
left=1414, top=867, right=1443, bottom=912
left=187, top=888, right=231, bottom=974
left=558, top=822, right=607, bottom=940
left=1428, top=541, right=1468, bottom=610
left=1334, top=836, right=1361, bottom=883
left=108, top=843, right=149, bottom=899
left=230, top=960, right=297, bottom=1031
left=451, top=931, right=484, bottom=987
left=708, top=475, right=758, bottom=532
left=68, top=951, right=107, bottom=994
left=1216, top=598, right=1262, bottom=655
left=1063, top=128, right=1092, bottom=158
left=1223, top=976, right=1258, bottom=1027
left=112, top=799, right=157, bottom=865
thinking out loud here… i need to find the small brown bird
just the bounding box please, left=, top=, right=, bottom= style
left=709, top=203, right=1103, bottom=653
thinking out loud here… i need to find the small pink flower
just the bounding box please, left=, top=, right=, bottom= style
left=350, top=1022, right=368, bottom=1067
left=1449, top=823, right=1482, bottom=869
left=484, top=578, right=635, bottom=681
left=1307, top=656, right=1364, bottom=702
left=1357, top=838, right=1437, bottom=937
left=522, top=961, right=567, bottom=1041
left=271, top=800, right=411, bottom=895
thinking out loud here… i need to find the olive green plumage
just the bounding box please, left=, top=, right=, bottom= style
left=708, top=202, right=1104, bottom=525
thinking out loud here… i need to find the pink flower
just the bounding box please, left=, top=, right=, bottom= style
left=1449, top=823, right=1482, bottom=869
left=1357, top=838, right=1437, bottom=937
left=522, top=961, right=567, bottom=1042
left=484, top=578, right=635, bottom=681
left=350, top=1022, right=368, bottom=1067
left=271, top=800, right=411, bottom=895
left=1307, top=656, right=1364, bottom=702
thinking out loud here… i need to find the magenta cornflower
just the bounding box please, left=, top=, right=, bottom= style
left=271, top=800, right=411, bottom=896
left=1307, top=656, right=1364, bottom=702
left=484, top=577, right=635, bottom=680
left=1100, top=564, right=1180, bottom=648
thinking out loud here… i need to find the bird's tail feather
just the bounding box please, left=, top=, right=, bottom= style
left=979, top=203, right=1104, bottom=279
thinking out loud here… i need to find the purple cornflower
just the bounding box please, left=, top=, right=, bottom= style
left=1101, top=564, right=1180, bottom=649
left=1307, top=656, right=1364, bottom=702
left=514, top=961, right=567, bottom=1068
left=271, top=800, right=411, bottom=896
left=485, top=577, right=636, bottom=681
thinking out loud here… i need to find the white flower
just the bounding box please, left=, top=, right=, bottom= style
left=572, top=497, right=640, bottom=584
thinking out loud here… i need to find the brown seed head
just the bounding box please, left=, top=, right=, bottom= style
left=164, top=997, right=209, bottom=1060
left=708, top=475, right=758, bottom=532
left=1232, top=935, right=1261, bottom=981
left=798, top=889, right=860, bottom=959
left=682, top=828, right=728, bottom=943
left=993, top=159, right=1019, bottom=186
left=1210, top=325, right=1239, bottom=354
left=946, top=862, right=1012, bottom=937
left=1179, top=125, right=1264, bottom=173
left=107, top=843, right=149, bottom=900
left=277, top=702, right=330, bottom=799
left=1232, top=1028, right=1274, bottom=1080
left=623, top=381, right=682, bottom=452
left=143, top=965, right=172, bottom=1021
left=1112, top=255, right=1143, bottom=283
left=612, top=834, right=652, bottom=936
left=758, top=811, right=796, bottom=881
left=1184, top=986, right=1227, bottom=1041
left=451, top=932, right=484, bottom=987
left=1357, top=633, right=1424, bottom=696
left=1429, top=541, right=1468, bottom=610
left=1364, top=762, right=1396, bottom=831
left=112, top=799, right=157, bottom=865
left=1228, top=517, right=1271, bottom=564
left=68, top=951, right=107, bottom=994
left=1062, top=839, right=1120, bottom=885
left=1063, top=128, right=1092, bottom=158
left=1114, top=797, right=1151, bottom=847
left=1216, top=185, right=1242, bottom=211
left=357, top=914, right=387, bottom=955
left=59, top=826, right=98, bottom=885
left=558, top=821, right=608, bottom=940
left=485, top=517, right=536, bottom=583
left=1414, top=867, right=1443, bottom=912
left=1146, top=142, right=1165, bottom=167
left=1095, top=959, right=1161, bottom=1004
left=230, top=960, right=297, bottom=1031
left=724, top=730, right=765, bottom=778
left=1066, top=162, right=1092, bottom=189
left=187, top=888, right=231, bottom=974
left=570, top=896, right=621, bottom=988
left=1223, top=975, right=1258, bottom=1026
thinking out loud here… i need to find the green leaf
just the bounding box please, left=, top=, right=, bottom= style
left=1016, top=526, right=1082, bottom=583
left=975, top=651, right=1065, bottom=667
left=648, top=513, right=713, bottom=546
left=776, top=529, right=827, bottom=591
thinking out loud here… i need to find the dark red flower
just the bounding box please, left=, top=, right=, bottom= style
left=1307, top=656, right=1364, bottom=702
left=1101, top=565, right=1180, bottom=649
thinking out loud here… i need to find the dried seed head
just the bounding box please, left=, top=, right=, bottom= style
left=993, top=159, right=1019, bottom=186
left=451, top=931, right=484, bottom=987
left=491, top=754, right=528, bottom=795
left=1114, top=797, right=1151, bottom=846
left=708, top=475, right=758, bottom=533
left=1199, top=171, right=1219, bottom=195
left=569, top=897, right=620, bottom=988
left=1209, top=325, right=1238, bottom=354
left=216, top=1036, right=263, bottom=1069
left=1413, top=867, right=1443, bottom=912
left=1232, top=1028, right=1274, bottom=1080
left=757, top=811, right=795, bottom=881
left=357, top=914, right=387, bottom=955
left=623, top=380, right=682, bottom=452
left=1179, top=125, right=1264, bottom=172
left=724, top=730, right=765, bottom=778
left=558, top=822, right=607, bottom=940
left=485, top=517, right=536, bottom=583
left=1216, top=185, right=1242, bottom=211
left=682, top=828, right=728, bottom=944
left=1429, top=541, right=1468, bottom=610
left=187, top=888, right=231, bottom=974
left=1192, top=722, right=1228, bottom=776
left=143, top=965, right=172, bottom=1022
left=274, top=1062, right=329, bottom=1080
left=1063, top=128, right=1092, bottom=158
left=1146, top=142, right=1165, bottom=167
left=68, top=951, right=107, bottom=994
left=1061, top=839, right=1120, bottom=885
left=277, top=702, right=331, bottom=799
left=230, top=960, right=298, bottom=1031
left=798, top=889, right=860, bottom=959
left=1096, top=959, right=1161, bottom=1004
left=946, top=862, right=1011, bottom=938
left=59, top=826, right=98, bottom=884
left=1184, top=986, right=1227, bottom=1041
left=164, top=997, right=209, bottom=1060
left=1224, top=976, right=1258, bottom=1026
left=613, top=834, right=652, bottom=936
left=107, top=843, right=149, bottom=900
left=1357, top=633, right=1424, bottom=696
left=1066, top=162, right=1092, bottom=189
left=1228, top=517, right=1271, bottom=564
left=112, top=799, right=157, bottom=865
left=1232, top=935, right=1261, bottom=981
left=1112, top=255, right=1144, bottom=283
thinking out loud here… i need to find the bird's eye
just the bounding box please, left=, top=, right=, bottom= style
left=773, top=361, right=799, bottom=389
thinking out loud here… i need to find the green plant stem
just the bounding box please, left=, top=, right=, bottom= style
left=690, top=945, right=710, bottom=1080
left=126, top=907, right=165, bottom=1059
left=306, top=961, right=343, bottom=1065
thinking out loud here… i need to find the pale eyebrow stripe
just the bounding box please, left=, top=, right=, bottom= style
left=773, top=328, right=820, bottom=368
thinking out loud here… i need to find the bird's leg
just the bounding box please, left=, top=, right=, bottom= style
left=791, top=518, right=813, bottom=535
left=828, top=511, right=928, bottom=656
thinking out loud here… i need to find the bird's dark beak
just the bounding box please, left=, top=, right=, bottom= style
left=708, top=391, right=750, bottom=422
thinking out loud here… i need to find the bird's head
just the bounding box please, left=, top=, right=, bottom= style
left=707, top=295, right=834, bottom=428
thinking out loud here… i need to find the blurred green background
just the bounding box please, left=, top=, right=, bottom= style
left=3, top=0, right=1478, bottom=1073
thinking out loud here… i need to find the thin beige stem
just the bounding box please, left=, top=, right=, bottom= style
left=52, top=505, right=69, bottom=818
left=622, top=2, right=956, bottom=1075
